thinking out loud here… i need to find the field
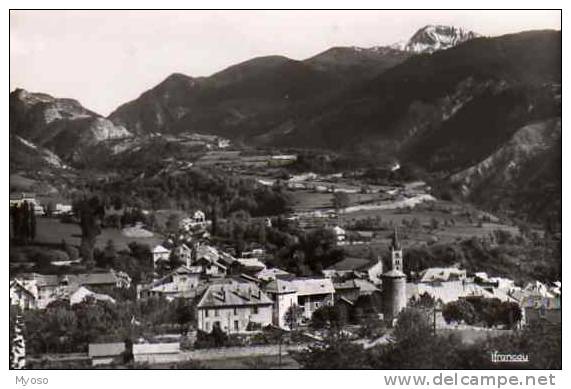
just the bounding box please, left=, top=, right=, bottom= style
left=196, top=354, right=300, bottom=369
left=9, top=173, right=37, bottom=191
left=290, top=191, right=333, bottom=212
left=34, top=218, right=163, bottom=251
left=290, top=190, right=382, bottom=213
left=288, top=183, right=520, bottom=249
left=195, top=150, right=295, bottom=169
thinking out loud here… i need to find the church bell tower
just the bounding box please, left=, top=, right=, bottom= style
left=382, top=227, right=407, bottom=325
left=390, top=227, right=403, bottom=272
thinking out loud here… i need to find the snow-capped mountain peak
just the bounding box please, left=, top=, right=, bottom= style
left=394, top=25, right=479, bottom=54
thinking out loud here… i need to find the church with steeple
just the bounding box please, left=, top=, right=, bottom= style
left=381, top=228, right=407, bottom=325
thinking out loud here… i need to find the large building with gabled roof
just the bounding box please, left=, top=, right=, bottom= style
left=196, top=281, right=273, bottom=333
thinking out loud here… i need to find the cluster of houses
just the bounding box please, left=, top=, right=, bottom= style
left=8, top=205, right=562, bottom=369
left=9, top=192, right=72, bottom=216
left=142, top=239, right=342, bottom=332
left=133, top=210, right=382, bottom=333
left=10, top=207, right=561, bottom=337
left=404, top=267, right=561, bottom=327
left=10, top=269, right=131, bottom=310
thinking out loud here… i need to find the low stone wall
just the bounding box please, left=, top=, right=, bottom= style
left=180, top=344, right=307, bottom=361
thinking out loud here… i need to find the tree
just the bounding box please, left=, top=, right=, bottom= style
left=78, top=196, right=105, bottom=267
left=501, top=301, right=522, bottom=329
left=30, top=207, right=37, bottom=241
left=210, top=204, right=220, bottom=236
left=173, top=299, right=195, bottom=334
left=284, top=305, right=304, bottom=330
left=62, top=239, right=79, bottom=261
left=194, top=324, right=229, bottom=349
left=10, top=201, right=36, bottom=244
left=394, top=307, right=432, bottom=346
left=166, top=214, right=181, bottom=233
left=409, top=292, right=436, bottom=309
left=128, top=242, right=151, bottom=263
left=310, top=305, right=347, bottom=330
left=332, top=192, right=350, bottom=212
left=102, top=239, right=118, bottom=267
left=293, top=331, right=372, bottom=369
left=442, top=299, right=477, bottom=325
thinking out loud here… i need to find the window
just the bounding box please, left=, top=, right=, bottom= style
left=205, top=309, right=209, bottom=318
left=234, top=320, right=239, bottom=331
left=205, top=322, right=210, bottom=332
left=233, top=307, right=238, bottom=316
left=214, top=308, right=219, bottom=317
left=252, top=306, right=259, bottom=314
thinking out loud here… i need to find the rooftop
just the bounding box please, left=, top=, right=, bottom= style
left=197, top=282, right=273, bottom=308
left=383, top=269, right=406, bottom=278
left=254, top=267, right=291, bottom=281
left=267, top=277, right=336, bottom=296
left=21, top=271, right=118, bottom=288
left=196, top=244, right=221, bottom=264
left=326, top=257, right=373, bottom=272
left=133, top=343, right=180, bottom=355
left=407, top=280, right=516, bottom=305
left=419, top=267, right=466, bottom=283
left=265, top=278, right=298, bottom=294
left=236, top=258, right=266, bottom=270
left=88, top=342, right=126, bottom=358
left=152, top=244, right=170, bottom=254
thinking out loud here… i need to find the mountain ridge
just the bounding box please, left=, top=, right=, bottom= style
left=9, top=28, right=561, bottom=224
left=10, top=88, right=132, bottom=164
left=391, top=25, right=479, bottom=53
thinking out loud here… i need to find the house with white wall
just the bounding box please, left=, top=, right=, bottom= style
left=70, top=286, right=116, bottom=306
left=196, top=281, right=273, bottom=333
left=264, top=277, right=335, bottom=328
left=173, top=243, right=193, bottom=267
left=323, top=256, right=384, bottom=285
left=152, top=244, right=171, bottom=267
left=12, top=271, right=125, bottom=309
left=264, top=278, right=298, bottom=328
left=10, top=279, right=38, bottom=310
left=137, top=265, right=203, bottom=300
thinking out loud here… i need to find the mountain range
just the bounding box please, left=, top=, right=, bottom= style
left=10, top=25, right=561, bottom=222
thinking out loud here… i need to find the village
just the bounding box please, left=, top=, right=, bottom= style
left=9, top=184, right=562, bottom=368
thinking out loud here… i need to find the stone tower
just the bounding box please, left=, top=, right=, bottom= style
left=381, top=228, right=407, bottom=325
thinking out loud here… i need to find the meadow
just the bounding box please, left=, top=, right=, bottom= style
left=35, top=217, right=163, bottom=251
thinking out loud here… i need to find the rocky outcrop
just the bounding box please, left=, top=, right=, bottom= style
left=10, top=88, right=131, bottom=163
left=393, top=25, right=479, bottom=53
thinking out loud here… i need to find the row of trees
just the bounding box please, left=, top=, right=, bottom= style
left=401, top=234, right=560, bottom=285
left=212, top=212, right=344, bottom=276
left=89, top=167, right=293, bottom=218
left=10, top=201, right=37, bottom=244
left=293, top=307, right=561, bottom=369
left=77, top=196, right=106, bottom=269
left=11, top=296, right=196, bottom=355
left=442, top=298, right=522, bottom=329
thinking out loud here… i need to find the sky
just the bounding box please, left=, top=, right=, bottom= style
left=10, top=10, right=561, bottom=116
